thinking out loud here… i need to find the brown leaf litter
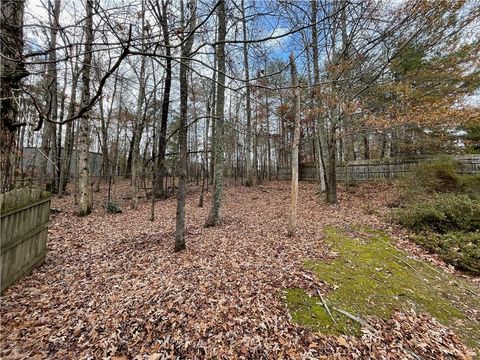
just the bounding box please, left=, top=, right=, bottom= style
left=0, top=181, right=477, bottom=359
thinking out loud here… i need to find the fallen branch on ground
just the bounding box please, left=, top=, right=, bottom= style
left=332, top=307, right=374, bottom=331
left=317, top=290, right=337, bottom=325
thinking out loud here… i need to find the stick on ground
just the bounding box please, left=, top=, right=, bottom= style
left=332, top=307, right=374, bottom=331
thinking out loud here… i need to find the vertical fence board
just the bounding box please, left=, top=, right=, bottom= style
left=1, top=188, right=52, bottom=292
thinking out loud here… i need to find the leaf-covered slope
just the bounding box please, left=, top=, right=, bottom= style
left=0, top=182, right=477, bottom=359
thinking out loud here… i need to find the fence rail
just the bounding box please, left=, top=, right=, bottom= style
left=1, top=188, right=52, bottom=292
left=278, top=155, right=480, bottom=182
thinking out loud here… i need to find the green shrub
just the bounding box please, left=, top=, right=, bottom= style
left=410, top=156, right=462, bottom=193
left=412, top=231, right=480, bottom=274
left=398, top=156, right=480, bottom=201
left=394, top=194, right=480, bottom=233
left=394, top=203, right=445, bottom=231
left=460, top=175, right=480, bottom=199
left=105, top=201, right=122, bottom=214
left=394, top=156, right=480, bottom=274
left=420, top=156, right=460, bottom=191
left=435, top=194, right=480, bottom=232
left=395, top=156, right=465, bottom=205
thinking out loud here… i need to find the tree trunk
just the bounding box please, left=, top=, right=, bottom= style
left=101, top=75, right=118, bottom=182
left=363, top=133, right=370, bottom=159
left=1, top=0, right=28, bottom=193
left=55, top=63, right=68, bottom=193
left=174, top=0, right=197, bottom=252
left=39, top=0, right=60, bottom=191
left=204, top=0, right=226, bottom=228
left=130, top=83, right=145, bottom=209
left=380, top=133, right=387, bottom=158
left=77, top=0, right=94, bottom=216
left=265, top=73, right=271, bottom=181
left=326, top=127, right=338, bottom=204
left=126, top=133, right=134, bottom=178
left=208, top=48, right=217, bottom=188
left=288, top=52, right=301, bottom=237
left=131, top=0, right=147, bottom=210
left=241, top=0, right=254, bottom=186
left=199, top=98, right=211, bottom=206
left=310, top=0, right=327, bottom=195
left=154, top=0, right=172, bottom=198
left=316, top=130, right=327, bottom=193
left=113, top=84, right=123, bottom=184
left=58, top=68, right=79, bottom=196
left=324, top=0, right=349, bottom=205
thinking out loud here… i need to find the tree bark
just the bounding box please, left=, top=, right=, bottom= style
left=39, top=0, right=61, bottom=191
left=1, top=0, right=29, bottom=193
left=241, top=0, right=254, bottom=186
left=112, top=82, right=123, bottom=184
left=204, top=0, right=226, bottom=228
left=324, top=0, right=349, bottom=205
left=153, top=0, right=172, bottom=198
left=288, top=52, right=301, bottom=237
left=77, top=0, right=94, bottom=216
left=198, top=113, right=209, bottom=207
left=58, top=64, right=79, bottom=196
left=326, top=127, right=338, bottom=204
left=265, top=61, right=271, bottom=181
left=101, top=74, right=118, bottom=182
left=131, top=0, right=147, bottom=210
left=174, top=0, right=197, bottom=252
left=310, top=0, right=327, bottom=195
left=363, top=133, right=370, bottom=160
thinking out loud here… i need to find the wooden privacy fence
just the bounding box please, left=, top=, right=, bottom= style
left=278, top=155, right=480, bottom=182
left=1, top=188, right=52, bottom=292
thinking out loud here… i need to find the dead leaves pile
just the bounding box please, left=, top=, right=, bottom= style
left=0, top=181, right=475, bottom=359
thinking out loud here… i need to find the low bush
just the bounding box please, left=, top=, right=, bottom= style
left=396, top=156, right=474, bottom=204
left=394, top=194, right=480, bottom=233
left=394, top=156, right=480, bottom=273
left=460, top=175, right=480, bottom=199
left=435, top=194, right=480, bottom=232
left=394, top=202, right=446, bottom=231
left=411, top=156, right=462, bottom=193
left=412, top=231, right=480, bottom=274
left=105, top=201, right=122, bottom=214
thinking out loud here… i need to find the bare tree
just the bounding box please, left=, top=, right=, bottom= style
left=241, top=0, right=254, bottom=186
left=175, top=0, right=197, bottom=252
left=39, top=0, right=61, bottom=192
left=152, top=0, right=172, bottom=199
left=204, top=0, right=226, bottom=227
left=287, top=52, right=300, bottom=237
left=1, top=0, right=29, bottom=192
left=58, top=53, right=80, bottom=197
left=131, top=0, right=147, bottom=210
left=311, top=0, right=326, bottom=194
left=77, top=0, right=95, bottom=216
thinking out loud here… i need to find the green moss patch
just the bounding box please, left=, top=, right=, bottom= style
left=285, top=227, right=480, bottom=351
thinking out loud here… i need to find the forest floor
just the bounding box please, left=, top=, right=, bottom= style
left=1, top=181, right=479, bottom=359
